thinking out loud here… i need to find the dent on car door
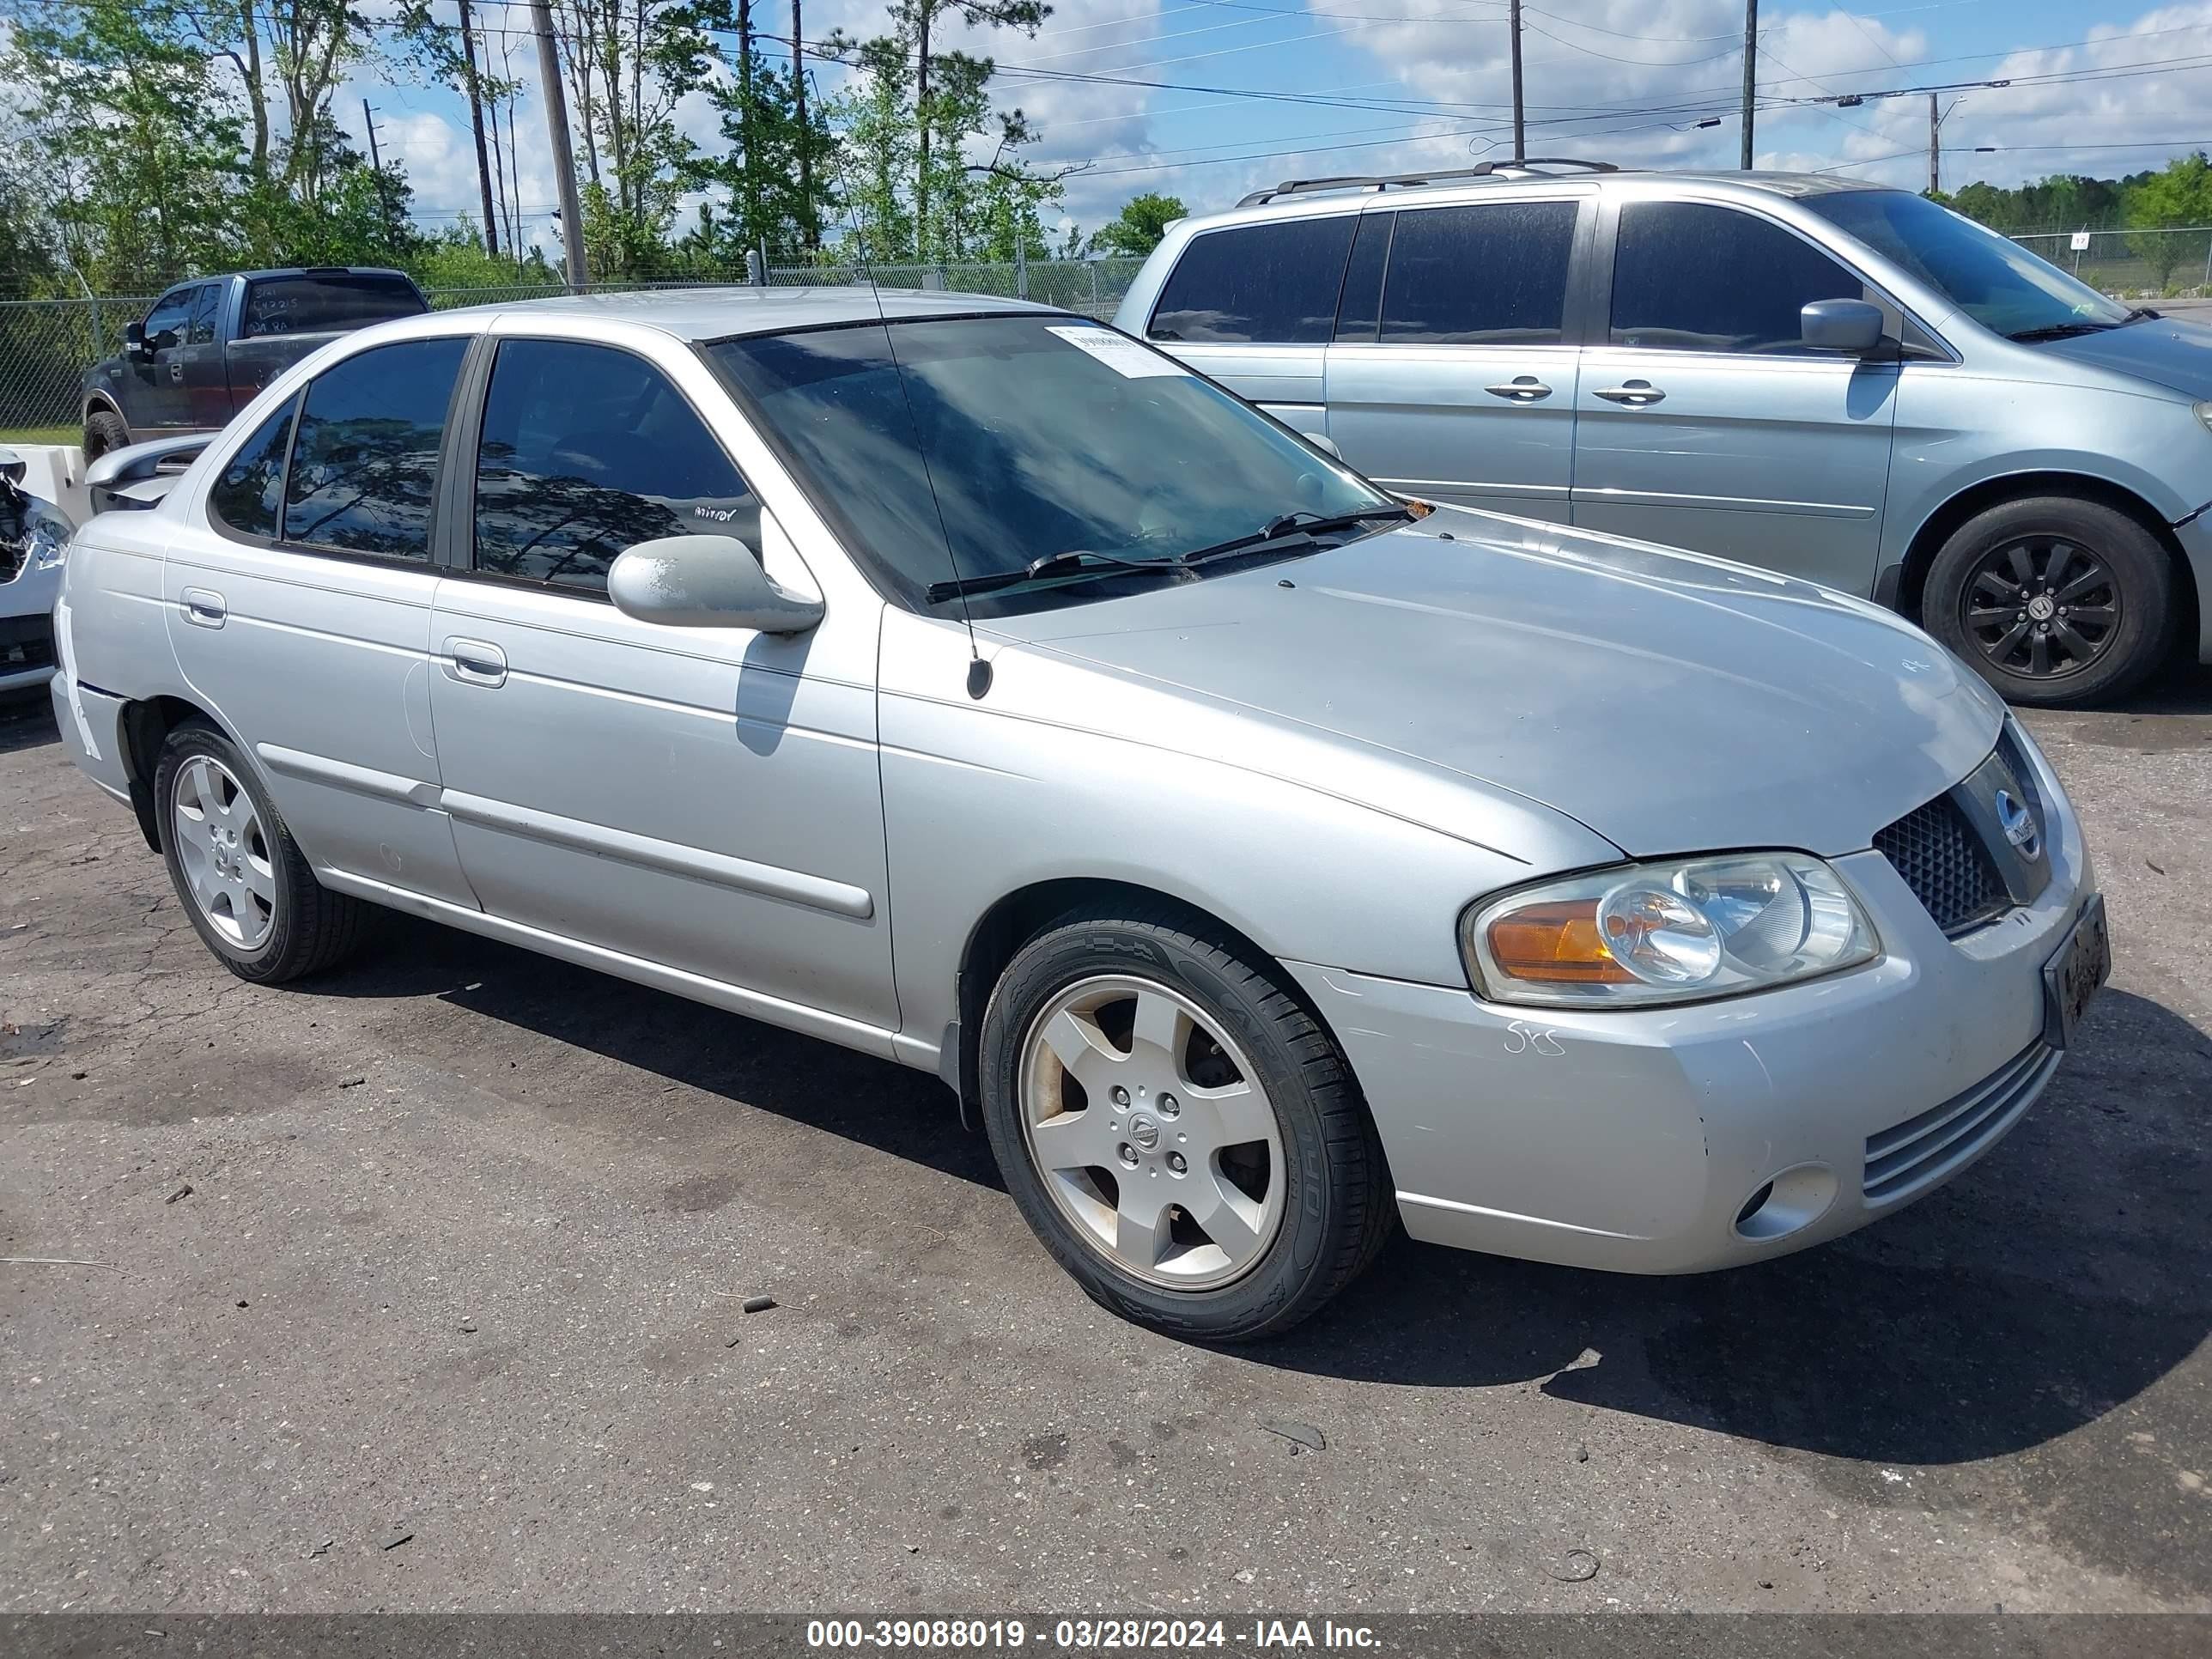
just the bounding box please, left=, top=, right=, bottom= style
left=426, top=335, right=897, bottom=1038
left=164, top=335, right=480, bottom=908
left=1570, top=200, right=1901, bottom=592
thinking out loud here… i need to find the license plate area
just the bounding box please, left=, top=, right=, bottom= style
left=2042, top=893, right=2110, bottom=1051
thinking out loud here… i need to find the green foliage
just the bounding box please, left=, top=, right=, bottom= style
left=1089, top=193, right=1184, bottom=258
left=2122, top=152, right=2212, bottom=290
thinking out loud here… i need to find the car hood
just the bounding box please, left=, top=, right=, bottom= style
left=984, top=513, right=2004, bottom=860
left=2036, top=313, right=2212, bottom=399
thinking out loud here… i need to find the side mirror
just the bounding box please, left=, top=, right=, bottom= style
left=607, top=534, right=823, bottom=633
left=1305, top=433, right=1344, bottom=459
left=1801, top=299, right=1886, bottom=355
left=125, top=322, right=149, bottom=361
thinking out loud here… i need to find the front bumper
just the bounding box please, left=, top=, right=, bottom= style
left=1288, top=734, right=2097, bottom=1275
left=0, top=556, right=61, bottom=692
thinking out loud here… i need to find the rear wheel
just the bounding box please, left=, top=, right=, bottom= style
left=976, top=908, right=1392, bottom=1341
left=82, top=409, right=130, bottom=460
left=1924, top=495, right=2172, bottom=707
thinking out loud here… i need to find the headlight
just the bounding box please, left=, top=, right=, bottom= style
left=26, top=505, right=73, bottom=572
left=1462, top=853, right=1880, bottom=1008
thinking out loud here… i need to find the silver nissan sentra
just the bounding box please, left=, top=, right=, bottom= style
left=50, top=289, right=2107, bottom=1339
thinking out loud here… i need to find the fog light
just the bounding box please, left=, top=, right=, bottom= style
left=1733, top=1164, right=1838, bottom=1243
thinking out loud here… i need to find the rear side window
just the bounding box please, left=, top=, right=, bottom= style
left=473, top=339, right=757, bottom=596
left=186, top=284, right=222, bottom=346
left=209, top=394, right=298, bottom=539
left=1610, top=202, right=1867, bottom=354
left=1148, top=216, right=1357, bottom=344
left=1334, top=213, right=1392, bottom=342
left=1379, top=201, right=1579, bottom=346
left=282, top=337, right=467, bottom=560
left=244, top=274, right=428, bottom=338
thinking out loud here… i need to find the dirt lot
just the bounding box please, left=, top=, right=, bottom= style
left=2, top=674, right=2208, bottom=1615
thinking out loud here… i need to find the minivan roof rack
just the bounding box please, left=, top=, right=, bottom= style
left=1235, top=157, right=1619, bottom=209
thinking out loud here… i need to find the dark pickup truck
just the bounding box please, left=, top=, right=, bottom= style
left=81, top=267, right=429, bottom=458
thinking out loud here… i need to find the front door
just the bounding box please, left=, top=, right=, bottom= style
left=425, top=334, right=898, bottom=1039
left=1571, top=198, right=1900, bottom=592
left=131, top=285, right=199, bottom=432
left=1322, top=197, right=1589, bottom=522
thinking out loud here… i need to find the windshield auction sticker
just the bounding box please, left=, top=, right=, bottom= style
left=1046, top=325, right=1191, bottom=378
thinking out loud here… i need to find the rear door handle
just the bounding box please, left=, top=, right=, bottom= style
left=179, top=587, right=226, bottom=629
left=443, top=636, right=507, bottom=688
left=1594, top=380, right=1665, bottom=406
left=1485, top=376, right=1552, bottom=402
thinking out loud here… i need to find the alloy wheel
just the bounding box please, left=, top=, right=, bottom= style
left=172, top=755, right=277, bottom=951
left=1018, top=974, right=1286, bottom=1291
left=1962, top=535, right=2121, bottom=681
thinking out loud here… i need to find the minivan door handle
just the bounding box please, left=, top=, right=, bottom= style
left=1595, top=380, right=1666, bottom=406
left=443, top=636, right=507, bottom=689
left=179, top=587, right=226, bottom=629
left=1485, top=376, right=1553, bottom=403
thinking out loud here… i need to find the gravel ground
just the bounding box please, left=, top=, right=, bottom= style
left=1, top=672, right=2208, bottom=1616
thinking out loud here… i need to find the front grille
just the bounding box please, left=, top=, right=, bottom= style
left=1874, top=791, right=2010, bottom=935
left=1863, top=1041, right=2057, bottom=1203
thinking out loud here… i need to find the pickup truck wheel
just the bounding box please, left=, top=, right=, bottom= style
left=155, top=721, right=370, bottom=984
left=1925, top=496, right=2173, bottom=707
left=82, top=409, right=131, bottom=460
left=977, top=908, right=1392, bottom=1342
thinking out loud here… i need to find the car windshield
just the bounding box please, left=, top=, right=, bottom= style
left=1805, top=188, right=2131, bottom=338
left=708, top=313, right=1394, bottom=613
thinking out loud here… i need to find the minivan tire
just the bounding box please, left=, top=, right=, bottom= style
left=1924, top=495, right=2172, bottom=707
left=82, top=409, right=131, bottom=461
left=976, top=907, right=1393, bottom=1342
left=155, top=720, right=371, bottom=984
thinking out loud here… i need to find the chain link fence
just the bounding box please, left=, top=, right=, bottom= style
left=2007, top=224, right=2212, bottom=300
left=0, top=259, right=1151, bottom=441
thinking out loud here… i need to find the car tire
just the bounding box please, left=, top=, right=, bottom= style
left=154, top=720, right=370, bottom=984
left=976, top=906, right=1393, bottom=1341
left=82, top=409, right=131, bottom=461
left=1924, top=495, right=2173, bottom=707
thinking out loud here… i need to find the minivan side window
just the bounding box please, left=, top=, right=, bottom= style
left=1148, top=216, right=1358, bottom=344
left=209, top=394, right=299, bottom=540
left=472, top=338, right=759, bottom=597
left=1377, top=201, right=1579, bottom=346
left=281, top=336, right=468, bottom=560
left=1610, top=202, right=1868, bottom=355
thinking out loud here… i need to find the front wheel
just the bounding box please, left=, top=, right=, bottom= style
left=82, top=409, right=131, bottom=460
left=1923, top=495, right=2173, bottom=707
left=976, top=908, right=1392, bottom=1341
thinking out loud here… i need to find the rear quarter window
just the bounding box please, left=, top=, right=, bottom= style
left=243, top=275, right=429, bottom=338
left=1148, top=216, right=1357, bottom=345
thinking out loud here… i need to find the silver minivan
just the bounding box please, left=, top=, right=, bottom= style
left=1115, top=162, right=2212, bottom=706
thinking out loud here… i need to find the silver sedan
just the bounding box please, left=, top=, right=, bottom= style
left=50, top=289, right=2106, bottom=1338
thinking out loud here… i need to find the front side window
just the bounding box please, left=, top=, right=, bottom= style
left=1610, top=202, right=1867, bottom=354
left=1148, top=216, right=1358, bottom=344
left=1804, top=187, right=2130, bottom=339
left=1379, top=200, right=1579, bottom=346
left=282, top=337, right=467, bottom=560
left=186, top=283, right=222, bottom=346
left=473, top=339, right=758, bottom=595
left=711, top=316, right=1394, bottom=615
left=209, top=395, right=298, bottom=539
left=142, top=288, right=195, bottom=351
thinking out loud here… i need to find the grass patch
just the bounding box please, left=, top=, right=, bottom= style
left=0, top=426, right=78, bottom=447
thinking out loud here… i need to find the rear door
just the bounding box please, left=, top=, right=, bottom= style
left=1139, top=213, right=1356, bottom=441
left=177, top=280, right=232, bottom=431
left=1322, top=195, right=1589, bottom=521
left=1570, top=198, right=1901, bottom=592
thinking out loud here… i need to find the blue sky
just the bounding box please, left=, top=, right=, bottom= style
left=351, top=1, right=2212, bottom=251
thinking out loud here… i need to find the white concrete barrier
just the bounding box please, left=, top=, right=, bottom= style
left=4, top=445, right=93, bottom=526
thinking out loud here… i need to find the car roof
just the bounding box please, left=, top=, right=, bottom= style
left=1198, top=167, right=1893, bottom=229
left=475, top=284, right=1065, bottom=343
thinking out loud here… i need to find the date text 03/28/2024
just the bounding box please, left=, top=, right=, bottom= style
left=805, top=1619, right=1382, bottom=1649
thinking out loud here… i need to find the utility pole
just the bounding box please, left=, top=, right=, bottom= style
left=362, top=100, right=400, bottom=245
left=527, top=0, right=589, bottom=291
left=1508, top=0, right=1524, bottom=160
left=457, top=0, right=500, bottom=258
left=792, top=0, right=815, bottom=249
left=1929, top=93, right=1940, bottom=193
left=1739, top=0, right=1758, bottom=168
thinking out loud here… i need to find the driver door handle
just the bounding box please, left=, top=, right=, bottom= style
left=1595, top=380, right=1665, bottom=406
left=1485, top=376, right=1552, bottom=403
left=167, top=362, right=184, bottom=383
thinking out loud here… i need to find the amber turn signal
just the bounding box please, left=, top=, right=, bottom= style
left=1485, top=900, right=1635, bottom=984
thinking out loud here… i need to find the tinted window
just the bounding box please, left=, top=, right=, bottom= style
left=1149, top=216, right=1357, bottom=344
left=209, top=394, right=297, bottom=539
left=143, top=288, right=194, bottom=350
left=1334, top=213, right=1392, bottom=343
left=1610, top=202, right=1866, bottom=354
left=1380, top=201, right=1578, bottom=345
left=186, top=283, right=222, bottom=346
left=474, top=340, right=757, bottom=595
left=244, top=274, right=428, bottom=338
left=282, top=337, right=466, bottom=559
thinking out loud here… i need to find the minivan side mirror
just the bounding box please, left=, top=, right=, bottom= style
left=1801, top=299, right=1886, bottom=355
left=607, top=534, right=824, bottom=633
left=125, top=321, right=149, bottom=361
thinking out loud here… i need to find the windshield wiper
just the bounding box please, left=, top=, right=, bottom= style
left=924, top=547, right=1188, bottom=603
left=2124, top=307, right=2160, bottom=324
left=1176, top=502, right=1416, bottom=569
left=2007, top=320, right=2118, bottom=342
